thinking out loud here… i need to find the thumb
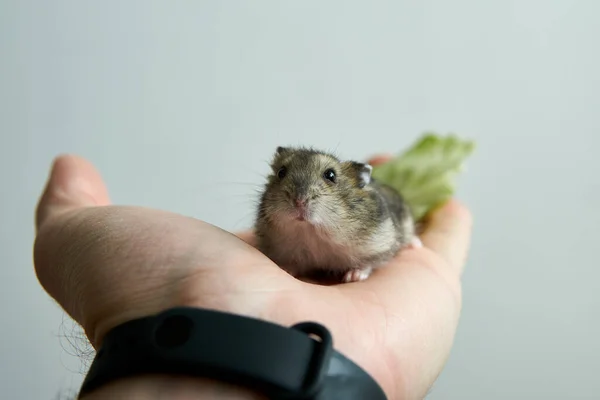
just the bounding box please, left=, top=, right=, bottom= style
left=419, top=199, right=473, bottom=275
left=35, top=154, right=111, bottom=231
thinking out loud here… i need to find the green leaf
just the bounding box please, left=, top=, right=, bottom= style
left=371, top=132, right=476, bottom=221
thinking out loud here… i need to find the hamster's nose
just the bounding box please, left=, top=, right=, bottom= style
left=294, top=198, right=308, bottom=208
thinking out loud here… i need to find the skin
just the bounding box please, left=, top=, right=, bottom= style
left=255, top=147, right=418, bottom=283
left=34, top=153, right=472, bottom=400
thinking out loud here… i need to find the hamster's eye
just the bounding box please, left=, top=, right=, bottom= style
left=323, top=168, right=336, bottom=183
left=277, top=166, right=287, bottom=179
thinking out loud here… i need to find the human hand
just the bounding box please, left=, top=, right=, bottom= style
left=34, top=154, right=472, bottom=400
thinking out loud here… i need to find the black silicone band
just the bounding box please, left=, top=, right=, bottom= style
left=79, top=307, right=387, bottom=400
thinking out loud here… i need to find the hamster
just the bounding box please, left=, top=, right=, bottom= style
left=254, top=146, right=422, bottom=283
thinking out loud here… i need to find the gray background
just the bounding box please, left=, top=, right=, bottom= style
left=1, top=1, right=598, bottom=399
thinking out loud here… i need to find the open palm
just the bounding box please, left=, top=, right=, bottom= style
left=34, top=154, right=472, bottom=400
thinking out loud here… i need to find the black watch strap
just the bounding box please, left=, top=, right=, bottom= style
left=79, top=307, right=387, bottom=400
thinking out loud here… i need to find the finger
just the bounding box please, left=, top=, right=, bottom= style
left=36, top=154, right=111, bottom=231
left=419, top=199, right=473, bottom=274
left=367, top=154, right=393, bottom=166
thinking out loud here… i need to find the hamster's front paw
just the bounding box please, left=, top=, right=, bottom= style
left=406, top=236, right=423, bottom=250
left=342, top=266, right=373, bottom=283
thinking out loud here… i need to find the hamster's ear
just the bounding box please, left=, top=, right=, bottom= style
left=276, top=146, right=290, bottom=155
left=272, top=146, right=290, bottom=169
left=345, top=162, right=372, bottom=188
left=357, top=163, right=373, bottom=188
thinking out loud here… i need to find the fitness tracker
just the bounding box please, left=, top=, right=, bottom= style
left=79, top=307, right=387, bottom=399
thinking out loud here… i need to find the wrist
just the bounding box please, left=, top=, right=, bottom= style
left=79, top=374, right=267, bottom=400
left=80, top=307, right=388, bottom=400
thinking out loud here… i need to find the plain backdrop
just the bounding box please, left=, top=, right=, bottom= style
left=1, top=1, right=599, bottom=399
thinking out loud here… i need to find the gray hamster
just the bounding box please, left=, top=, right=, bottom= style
left=254, top=146, right=421, bottom=283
